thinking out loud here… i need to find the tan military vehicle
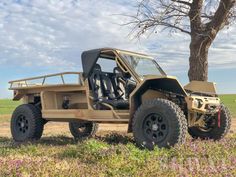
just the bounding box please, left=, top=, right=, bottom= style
left=9, top=48, right=231, bottom=149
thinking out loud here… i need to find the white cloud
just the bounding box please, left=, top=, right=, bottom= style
left=0, top=0, right=235, bottom=98
left=0, top=0, right=142, bottom=71
left=0, top=0, right=235, bottom=70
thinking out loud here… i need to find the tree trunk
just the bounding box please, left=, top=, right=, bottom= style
left=188, top=35, right=212, bottom=81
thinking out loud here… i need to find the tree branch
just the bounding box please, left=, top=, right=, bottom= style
left=122, top=0, right=235, bottom=39
left=171, top=0, right=191, bottom=6
left=208, top=0, right=236, bottom=31
left=188, top=0, right=204, bottom=32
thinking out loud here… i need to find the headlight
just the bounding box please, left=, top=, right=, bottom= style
left=193, top=99, right=199, bottom=108
left=193, top=99, right=203, bottom=108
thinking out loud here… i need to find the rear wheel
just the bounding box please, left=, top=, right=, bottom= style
left=69, top=121, right=98, bottom=140
left=132, top=99, right=187, bottom=149
left=188, top=104, right=231, bottom=140
left=11, top=104, right=44, bottom=142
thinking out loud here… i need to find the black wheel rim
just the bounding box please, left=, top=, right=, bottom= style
left=75, top=122, right=91, bottom=135
left=16, top=114, right=29, bottom=135
left=143, top=113, right=168, bottom=143
left=77, top=123, right=87, bottom=133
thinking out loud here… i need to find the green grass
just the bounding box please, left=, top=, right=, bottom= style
left=0, top=134, right=235, bottom=176
left=0, top=99, right=21, bottom=115
left=220, top=94, right=236, bottom=118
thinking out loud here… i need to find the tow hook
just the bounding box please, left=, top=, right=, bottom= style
left=218, top=108, right=221, bottom=128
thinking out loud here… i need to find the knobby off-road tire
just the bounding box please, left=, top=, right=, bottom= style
left=132, top=99, right=188, bottom=149
left=69, top=121, right=99, bottom=140
left=188, top=104, right=231, bottom=140
left=11, top=104, right=44, bottom=142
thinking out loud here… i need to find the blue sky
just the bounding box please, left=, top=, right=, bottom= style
left=0, top=0, right=235, bottom=98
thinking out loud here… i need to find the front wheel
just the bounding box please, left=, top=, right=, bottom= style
left=188, top=104, right=231, bottom=140
left=132, top=99, right=187, bottom=149
left=69, top=121, right=98, bottom=140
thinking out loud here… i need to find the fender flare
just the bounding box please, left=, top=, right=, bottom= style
left=128, top=77, right=187, bottom=132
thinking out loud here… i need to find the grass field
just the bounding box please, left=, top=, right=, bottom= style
left=0, top=134, right=235, bottom=176
left=0, top=96, right=235, bottom=176
left=0, top=99, right=21, bottom=115
left=220, top=94, right=236, bottom=118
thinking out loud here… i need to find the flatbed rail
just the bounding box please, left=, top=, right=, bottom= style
left=9, top=72, right=83, bottom=89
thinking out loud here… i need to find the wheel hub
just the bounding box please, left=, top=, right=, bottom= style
left=16, top=115, right=29, bottom=134
left=152, top=124, right=159, bottom=131
left=20, top=122, right=25, bottom=128
left=143, top=113, right=168, bottom=143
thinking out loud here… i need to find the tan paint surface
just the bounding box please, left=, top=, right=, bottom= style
left=184, top=81, right=217, bottom=94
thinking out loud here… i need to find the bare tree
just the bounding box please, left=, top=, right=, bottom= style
left=126, top=0, right=235, bottom=81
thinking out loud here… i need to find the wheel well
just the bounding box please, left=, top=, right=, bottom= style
left=128, top=78, right=187, bottom=132
left=23, top=95, right=42, bottom=110
left=33, top=96, right=41, bottom=105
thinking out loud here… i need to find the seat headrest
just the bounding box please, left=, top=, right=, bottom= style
left=94, top=64, right=101, bottom=72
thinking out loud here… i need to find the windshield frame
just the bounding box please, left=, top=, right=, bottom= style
left=117, top=50, right=167, bottom=78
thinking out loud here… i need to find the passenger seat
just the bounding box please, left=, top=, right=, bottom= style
left=100, top=73, right=129, bottom=109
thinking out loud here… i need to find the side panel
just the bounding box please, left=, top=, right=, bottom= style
left=42, top=109, right=130, bottom=122
left=41, top=91, right=88, bottom=110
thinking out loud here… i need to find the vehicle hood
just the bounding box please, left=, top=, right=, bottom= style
left=184, top=81, right=217, bottom=96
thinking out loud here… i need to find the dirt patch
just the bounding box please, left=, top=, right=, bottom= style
left=0, top=122, right=128, bottom=137
left=0, top=115, right=235, bottom=138
left=0, top=114, right=129, bottom=137
left=0, top=114, right=11, bottom=118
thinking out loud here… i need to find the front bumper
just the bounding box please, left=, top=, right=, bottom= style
left=185, top=96, right=221, bottom=114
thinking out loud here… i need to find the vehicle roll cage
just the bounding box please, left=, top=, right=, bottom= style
left=9, top=48, right=164, bottom=90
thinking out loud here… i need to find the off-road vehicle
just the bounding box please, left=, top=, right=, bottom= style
left=9, top=48, right=231, bottom=149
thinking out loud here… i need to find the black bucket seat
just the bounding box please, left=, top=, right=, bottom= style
left=89, top=64, right=129, bottom=110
